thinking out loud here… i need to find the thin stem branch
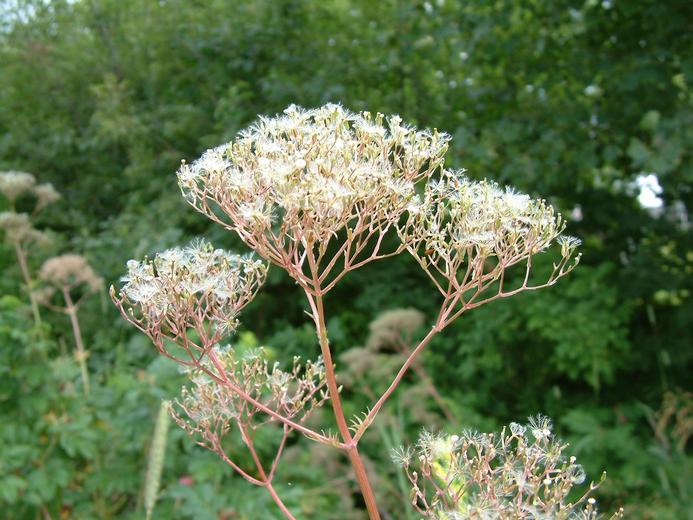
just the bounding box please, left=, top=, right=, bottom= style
left=14, top=241, right=42, bottom=327
left=353, top=324, right=442, bottom=443
left=63, top=287, right=90, bottom=396
left=243, top=424, right=297, bottom=520
left=269, top=424, right=291, bottom=481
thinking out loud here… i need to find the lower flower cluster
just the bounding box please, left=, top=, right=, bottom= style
left=393, top=416, right=624, bottom=519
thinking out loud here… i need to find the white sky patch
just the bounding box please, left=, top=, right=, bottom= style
left=635, top=173, right=663, bottom=209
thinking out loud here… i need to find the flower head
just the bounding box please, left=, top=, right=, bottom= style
left=0, top=171, right=36, bottom=203
left=399, top=169, right=580, bottom=307
left=172, top=346, right=328, bottom=446
left=39, top=254, right=102, bottom=292
left=33, top=183, right=61, bottom=211
left=178, top=104, right=449, bottom=260
left=0, top=211, right=51, bottom=246
left=112, top=240, right=267, bottom=342
left=397, top=417, right=620, bottom=519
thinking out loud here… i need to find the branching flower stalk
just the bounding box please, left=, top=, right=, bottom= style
left=0, top=171, right=60, bottom=327
left=38, top=254, right=102, bottom=395
left=111, top=241, right=329, bottom=517
left=114, top=104, right=581, bottom=519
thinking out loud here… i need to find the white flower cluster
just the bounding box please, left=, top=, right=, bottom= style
left=114, top=240, right=267, bottom=339
left=395, top=416, right=621, bottom=519
left=178, top=103, right=449, bottom=249
left=399, top=169, right=581, bottom=296
left=402, top=169, right=570, bottom=263
left=173, top=105, right=581, bottom=295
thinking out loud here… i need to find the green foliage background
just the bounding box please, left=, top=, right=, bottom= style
left=0, top=0, right=691, bottom=518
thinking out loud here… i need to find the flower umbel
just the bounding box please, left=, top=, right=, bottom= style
left=173, top=346, right=328, bottom=448
left=39, top=254, right=102, bottom=294
left=395, top=416, right=623, bottom=519
left=0, top=171, right=36, bottom=203
left=398, top=169, right=581, bottom=323
left=111, top=240, right=267, bottom=361
left=177, top=104, right=449, bottom=291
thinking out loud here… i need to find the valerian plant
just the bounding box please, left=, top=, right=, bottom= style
left=112, top=104, right=584, bottom=519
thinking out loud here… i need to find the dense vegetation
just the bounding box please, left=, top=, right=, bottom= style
left=0, top=0, right=691, bottom=518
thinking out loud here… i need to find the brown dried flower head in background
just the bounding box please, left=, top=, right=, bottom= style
left=0, top=211, right=51, bottom=246
left=39, top=254, right=102, bottom=292
left=0, top=171, right=61, bottom=212
left=365, top=308, right=426, bottom=352
left=0, top=171, right=36, bottom=203
left=33, top=182, right=61, bottom=212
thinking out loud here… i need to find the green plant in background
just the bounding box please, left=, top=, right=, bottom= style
left=145, top=400, right=171, bottom=520
left=112, top=104, right=584, bottom=519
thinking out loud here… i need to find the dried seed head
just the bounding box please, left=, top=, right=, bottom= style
left=527, top=414, right=553, bottom=442
left=0, top=171, right=36, bottom=202
left=399, top=417, right=619, bottom=519
left=402, top=170, right=564, bottom=260
left=0, top=211, right=51, bottom=246
left=172, top=346, right=327, bottom=446
left=39, top=254, right=102, bottom=292
left=366, top=308, right=425, bottom=351
left=399, top=169, right=580, bottom=304
left=33, top=183, right=61, bottom=211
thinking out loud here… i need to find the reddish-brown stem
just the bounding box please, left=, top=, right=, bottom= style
left=14, top=241, right=42, bottom=327
left=397, top=342, right=456, bottom=424
left=312, top=293, right=382, bottom=520
left=264, top=481, right=296, bottom=520
left=304, top=249, right=382, bottom=519
left=269, top=424, right=290, bottom=481
left=242, top=425, right=297, bottom=520
left=63, top=287, right=90, bottom=396
left=353, top=324, right=442, bottom=443
left=212, top=438, right=263, bottom=486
